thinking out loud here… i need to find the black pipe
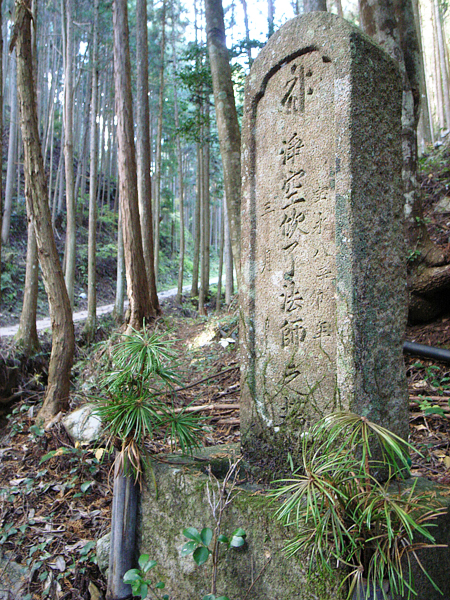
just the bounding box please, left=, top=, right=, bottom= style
left=403, top=341, right=450, bottom=363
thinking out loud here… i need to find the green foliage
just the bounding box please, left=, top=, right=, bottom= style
left=412, top=361, right=450, bottom=417
left=94, top=324, right=203, bottom=480
left=123, top=554, right=168, bottom=600
left=271, top=411, right=446, bottom=600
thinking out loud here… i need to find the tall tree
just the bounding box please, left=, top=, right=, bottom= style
left=0, top=0, right=2, bottom=302
left=205, top=0, right=242, bottom=287
left=12, top=0, right=75, bottom=422
left=171, top=4, right=186, bottom=304
left=113, top=0, right=153, bottom=330
left=136, top=0, right=160, bottom=314
left=63, top=0, right=76, bottom=308
left=153, top=0, right=166, bottom=283
left=16, top=0, right=40, bottom=354
left=84, top=0, right=99, bottom=341
left=2, top=49, right=18, bottom=246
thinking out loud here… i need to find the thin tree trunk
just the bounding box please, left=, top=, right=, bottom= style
left=205, top=0, right=241, bottom=287
left=63, top=0, right=75, bottom=309
left=199, top=102, right=210, bottom=316
left=113, top=0, right=153, bottom=330
left=433, top=0, right=450, bottom=129
left=84, top=0, right=99, bottom=341
left=171, top=6, right=185, bottom=304
left=15, top=209, right=39, bottom=353
left=16, top=0, right=40, bottom=354
left=267, top=0, right=275, bottom=37
left=136, top=0, right=160, bottom=314
left=153, top=0, right=166, bottom=284
left=0, top=0, right=3, bottom=302
left=191, top=141, right=202, bottom=297
left=12, top=0, right=75, bottom=423
left=2, top=50, right=18, bottom=246
left=304, top=0, right=327, bottom=10
left=114, top=201, right=125, bottom=325
left=216, top=202, right=224, bottom=312
left=224, top=200, right=233, bottom=306
left=240, top=0, right=252, bottom=66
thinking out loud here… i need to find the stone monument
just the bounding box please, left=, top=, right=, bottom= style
left=240, top=12, right=409, bottom=466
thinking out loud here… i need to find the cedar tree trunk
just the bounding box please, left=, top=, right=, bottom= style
left=12, top=0, right=75, bottom=422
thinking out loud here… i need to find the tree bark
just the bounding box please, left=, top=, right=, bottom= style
left=224, top=198, right=233, bottom=305
left=12, top=0, right=75, bottom=423
left=303, top=0, right=327, bottom=11
left=114, top=202, right=126, bottom=325
left=359, top=0, right=445, bottom=267
left=15, top=210, right=39, bottom=354
left=84, top=0, right=99, bottom=342
left=63, top=0, right=76, bottom=309
left=0, top=0, right=2, bottom=303
left=2, top=50, right=18, bottom=246
left=433, top=0, right=450, bottom=129
left=171, top=6, right=185, bottom=305
left=216, top=201, right=224, bottom=312
left=136, top=0, right=160, bottom=314
left=113, top=0, right=153, bottom=330
left=153, top=0, right=166, bottom=285
left=191, top=140, right=202, bottom=297
left=205, top=0, right=241, bottom=288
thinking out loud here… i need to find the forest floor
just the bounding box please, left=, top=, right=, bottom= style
left=1, top=145, right=450, bottom=598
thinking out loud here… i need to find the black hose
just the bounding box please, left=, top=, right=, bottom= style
left=403, top=341, right=450, bottom=363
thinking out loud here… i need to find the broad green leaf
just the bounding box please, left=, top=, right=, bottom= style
left=80, top=481, right=93, bottom=493
left=216, top=597, right=229, bottom=600
left=193, top=545, right=210, bottom=565
left=202, top=595, right=216, bottom=600
left=181, top=541, right=197, bottom=556
left=155, top=581, right=165, bottom=589
left=424, top=406, right=445, bottom=417
left=217, top=534, right=229, bottom=544
left=138, top=554, right=150, bottom=569
left=123, top=569, right=141, bottom=583
left=183, top=527, right=202, bottom=543
left=230, top=536, right=245, bottom=548
left=200, top=527, right=213, bottom=547
left=231, top=527, right=246, bottom=538
left=138, top=583, right=148, bottom=599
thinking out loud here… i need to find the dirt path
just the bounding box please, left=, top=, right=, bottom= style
left=0, top=280, right=217, bottom=338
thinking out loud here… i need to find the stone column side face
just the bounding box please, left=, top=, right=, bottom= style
left=240, top=12, right=408, bottom=468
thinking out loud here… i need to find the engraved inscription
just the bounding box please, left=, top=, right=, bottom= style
left=281, top=319, right=307, bottom=348
left=280, top=64, right=305, bottom=113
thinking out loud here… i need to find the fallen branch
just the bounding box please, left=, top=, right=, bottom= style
left=153, top=365, right=239, bottom=397
left=173, top=403, right=239, bottom=414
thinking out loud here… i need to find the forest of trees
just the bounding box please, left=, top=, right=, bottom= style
left=1, top=0, right=450, bottom=421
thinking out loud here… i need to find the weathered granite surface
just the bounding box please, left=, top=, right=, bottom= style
left=138, top=448, right=450, bottom=600
left=240, top=12, right=408, bottom=467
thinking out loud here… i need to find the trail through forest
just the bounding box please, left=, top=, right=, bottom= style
left=0, top=279, right=219, bottom=338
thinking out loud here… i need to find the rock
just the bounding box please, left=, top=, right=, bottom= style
left=0, top=551, right=30, bottom=600
left=96, top=531, right=111, bottom=575
left=62, top=404, right=102, bottom=444
left=434, top=196, right=450, bottom=213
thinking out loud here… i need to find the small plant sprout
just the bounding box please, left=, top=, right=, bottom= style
left=123, top=554, right=168, bottom=599
left=181, top=458, right=246, bottom=600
